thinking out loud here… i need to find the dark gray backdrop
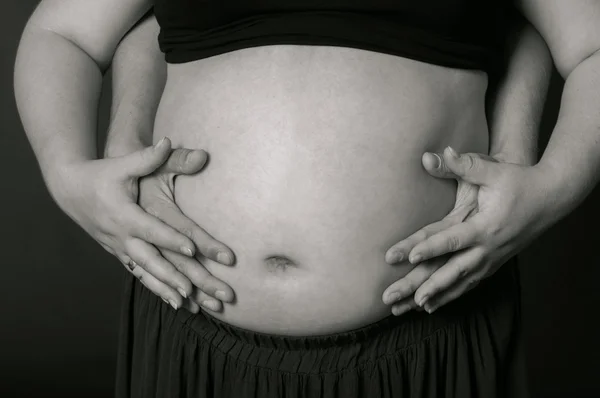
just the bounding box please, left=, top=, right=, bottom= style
left=1, top=2, right=598, bottom=397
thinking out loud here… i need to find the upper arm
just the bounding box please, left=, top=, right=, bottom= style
left=516, top=0, right=600, bottom=77
left=25, top=0, right=152, bottom=69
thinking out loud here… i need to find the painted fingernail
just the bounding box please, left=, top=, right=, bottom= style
left=385, top=292, right=400, bottom=304
left=447, top=146, right=459, bottom=159
left=215, top=290, right=229, bottom=301
left=169, top=300, right=179, bottom=310
left=181, top=246, right=194, bottom=257
left=410, top=254, right=422, bottom=264
left=217, top=251, right=233, bottom=265
left=177, top=287, right=188, bottom=299
left=202, top=300, right=219, bottom=311
left=418, top=295, right=429, bottom=307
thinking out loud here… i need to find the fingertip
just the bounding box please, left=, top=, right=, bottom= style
left=422, top=152, right=441, bottom=171
left=385, top=250, right=403, bottom=264
left=216, top=250, right=235, bottom=265
left=215, top=289, right=234, bottom=303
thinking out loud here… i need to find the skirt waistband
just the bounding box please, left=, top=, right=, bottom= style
left=176, top=257, right=520, bottom=352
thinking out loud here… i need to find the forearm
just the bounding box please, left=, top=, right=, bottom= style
left=104, top=13, right=166, bottom=157
left=536, top=50, right=600, bottom=218
left=14, top=26, right=103, bottom=188
left=487, top=15, right=552, bottom=165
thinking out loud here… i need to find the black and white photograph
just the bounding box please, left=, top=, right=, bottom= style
left=1, top=1, right=600, bottom=397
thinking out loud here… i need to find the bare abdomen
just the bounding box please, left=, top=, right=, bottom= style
left=153, top=45, right=489, bottom=335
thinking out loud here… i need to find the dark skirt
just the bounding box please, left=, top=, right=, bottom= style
left=115, top=257, right=528, bottom=398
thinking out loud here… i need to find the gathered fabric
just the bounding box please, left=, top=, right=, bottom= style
left=115, top=257, right=528, bottom=398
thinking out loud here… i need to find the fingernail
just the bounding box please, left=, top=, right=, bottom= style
left=217, top=251, right=233, bottom=265
left=162, top=298, right=168, bottom=304
left=177, top=287, right=188, bottom=299
left=424, top=303, right=436, bottom=314
left=387, top=251, right=403, bottom=264
left=181, top=246, right=194, bottom=257
left=385, top=292, right=400, bottom=304
left=447, top=146, right=459, bottom=159
left=432, top=153, right=442, bottom=168
left=202, top=299, right=219, bottom=311
left=410, top=254, right=422, bottom=264
left=215, top=290, right=229, bottom=301
left=169, top=300, right=178, bottom=310
left=155, top=137, right=167, bottom=148
left=392, top=304, right=409, bottom=316
left=418, top=295, right=429, bottom=307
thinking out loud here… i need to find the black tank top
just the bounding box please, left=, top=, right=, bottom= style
left=153, top=0, right=509, bottom=74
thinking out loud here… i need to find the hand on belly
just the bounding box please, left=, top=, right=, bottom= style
left=156, top=45, right=489, bottom=334
left=171, top=139, right=462, bottom=335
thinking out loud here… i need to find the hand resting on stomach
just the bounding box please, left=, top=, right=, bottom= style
left=152, top=45, right=490, bottom=335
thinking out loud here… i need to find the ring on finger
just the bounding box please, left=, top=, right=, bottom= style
left=127, top=259, right=138, bottom=271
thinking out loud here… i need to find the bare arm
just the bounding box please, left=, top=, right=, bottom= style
left=13, top=0, right=236, bottom=311
left=517, top=0, right=600, bottom=219
left=14, top=0, right=152, bottom=189
left=105, top=11, right=166, bottom=157
left=487, top=12, right=553, bottom=166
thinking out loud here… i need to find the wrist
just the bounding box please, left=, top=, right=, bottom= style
left=529, top=160, right=582, bottom=225
left=104, top=135, right=148, bottom=158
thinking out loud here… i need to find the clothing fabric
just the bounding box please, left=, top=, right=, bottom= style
left=153, top=0, right=509, bottom=74
left=115, top=256, right=528, bottom=398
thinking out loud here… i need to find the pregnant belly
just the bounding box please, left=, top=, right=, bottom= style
left=153, top=45, right=490, bottom=335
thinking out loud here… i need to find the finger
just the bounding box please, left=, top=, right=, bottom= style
left=117, top=256, right=183, bottom=310
left=118, top=137, right=172, bottom=178
left=422, top=274, right=482, bottom=314
left=180, top=297, right=201, bottom=314
left=156, top=148, right=208, bottom=175
left=385, top=216, right=463, bottom=264
left=413, top=248, right=485, bottom=306
left=422, top=152, right=457, bottom=179
left=127, top=204, right=197, bottom=257
left=162, top=249, right=235, bottom=303
left=443, top=147, right=499, bottom=186
left=126, top=239, right=194, bottom=299
left=408, top=217, right=483, bottom=264
left=382, top=256, right=447, bottom=305
left=191, top=288, right=224, bottom=312
left=151, top=203, right=235, bottom=266
left=390, top=296, right=419, bottom=316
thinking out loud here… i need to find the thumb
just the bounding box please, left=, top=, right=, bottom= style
left=442, top=146, right=498, bottom=186
left=120, top=137, right=172, bottom=178
left=422, top=152, right=458, bottom=179
left=158, top=148, right=208, bottom=175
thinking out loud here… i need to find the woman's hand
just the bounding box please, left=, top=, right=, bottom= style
left=136, top=143, right=235, bottom=313
left=49, top=138, right=234, bottom=313
left=382, top=146, right=556, bottom=315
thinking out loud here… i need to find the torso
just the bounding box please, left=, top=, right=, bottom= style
left=152, top=45, right=489, bottom=335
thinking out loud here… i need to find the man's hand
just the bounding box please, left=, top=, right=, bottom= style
left=382, top=147, right=554, bottom=315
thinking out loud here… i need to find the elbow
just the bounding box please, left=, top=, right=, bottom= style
left=554, top=45, right=600, bottom=79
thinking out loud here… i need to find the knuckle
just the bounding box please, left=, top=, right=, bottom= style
left=136, top=257, right=150, bottom=270
left=465, top=155, right=476, bottom=171
left=446, top=235, right=461, bottom=252
left=415, top=229, right=428, bottom=241
left=144, top=205, right=162, bottom=218
left=178, top=227, right=196, bottom=241
left=466, top=275, right=480, bottom=289
left=141, top=228, right=154, bottom=242
left=457, top=262, right=470, bottom=279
